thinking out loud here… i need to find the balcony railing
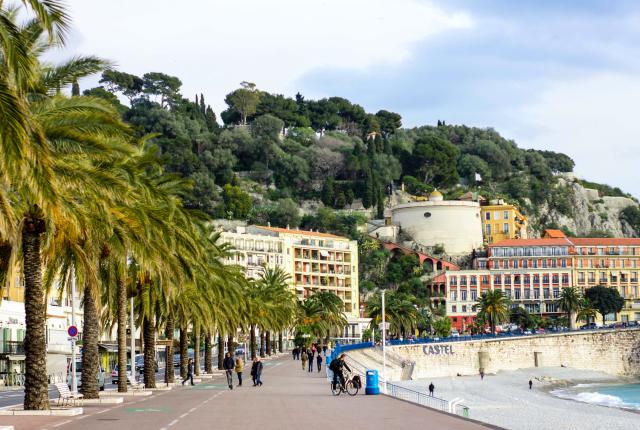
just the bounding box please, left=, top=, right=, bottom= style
left=0, top=341, right=25, bottom=355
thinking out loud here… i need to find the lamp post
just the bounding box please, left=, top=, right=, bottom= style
left=381, top=289, right=387, bottom=393
left=130, top=297, right=135, bottom=382
left=70, top=267, right=78, bottom=394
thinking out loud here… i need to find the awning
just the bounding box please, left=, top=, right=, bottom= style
left=98, top=344, right=119, bottom=353
left=319, top=250, right=329, bottom=257
left=8, top=355, right=25, bottom=361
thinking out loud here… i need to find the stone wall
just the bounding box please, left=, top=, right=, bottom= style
left=348, top=328, right=640, bottom=380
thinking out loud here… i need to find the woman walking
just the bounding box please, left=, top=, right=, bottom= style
left=307, top=349, right=314, bottom=372
left=254, top=357, right=263, bottom=386
left=250, top=358, right=258, bottom=386
left=235, top=355, right=244, bottom=387
left=301, top=348, right=308, bottom=370
left=316, top=353, right=322, bottom=372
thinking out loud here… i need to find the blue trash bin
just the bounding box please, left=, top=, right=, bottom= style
left=365, top=369, right=380, bottom=395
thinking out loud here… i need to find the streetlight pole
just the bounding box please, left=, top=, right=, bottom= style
left=130, top=297, right=135, bottom=383
left=70, top=267, right=78, bottom=394
left=382, top=289, right=387, bottom=393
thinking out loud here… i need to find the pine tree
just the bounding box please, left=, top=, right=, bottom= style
left=376, top=188, right=385, bottom=218
left=321, top=178, right=335, bottom=207
left=384, top=137, right=392, bottom=155
left=345, top=189, right=355, bottom=206
left=335, top=192, right=346, bottom=209
left=200, top=93, right=206, bottom=115
left=362, top=170, right=373, bottom=209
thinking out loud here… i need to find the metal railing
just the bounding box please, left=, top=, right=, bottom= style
left=384, top=381, right=471, bottom=416
left=0, top=341, right=25, bottom=354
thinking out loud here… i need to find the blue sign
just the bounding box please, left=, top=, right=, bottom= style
left=68, top=325, right=78, bottom=337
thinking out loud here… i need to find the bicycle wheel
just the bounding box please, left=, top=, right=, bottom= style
left=345, top=380, right=359, bottom=396
left=331, top=382, right=342, bottom=396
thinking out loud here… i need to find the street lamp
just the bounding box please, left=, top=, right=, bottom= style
left=380, top=289, right=390, bottom=393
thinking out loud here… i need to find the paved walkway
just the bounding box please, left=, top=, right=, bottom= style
left=1, top=356, right=490, bottom=430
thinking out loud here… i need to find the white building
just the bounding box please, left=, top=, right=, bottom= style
left=391, top=190, right=484, bottom=255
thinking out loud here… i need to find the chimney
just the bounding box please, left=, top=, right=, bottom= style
left=286, top=224, right=290, bottom=230
left=267, top=222, right=271, bottom=227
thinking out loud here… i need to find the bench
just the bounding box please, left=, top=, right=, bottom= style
left=54, top=382, right=84, bottom=406
left=128, top=374, right=147, bottom=391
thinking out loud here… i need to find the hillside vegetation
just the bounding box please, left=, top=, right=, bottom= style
left=86, top=73, right=638, bottom=238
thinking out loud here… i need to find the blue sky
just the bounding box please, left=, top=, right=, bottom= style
left=65, top=0, right=640, bottom=197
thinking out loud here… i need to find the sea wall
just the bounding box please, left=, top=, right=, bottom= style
left=348, top=328, right=640, bottom=380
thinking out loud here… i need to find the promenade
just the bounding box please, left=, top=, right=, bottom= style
left=1, top=356, right=491, bottom=430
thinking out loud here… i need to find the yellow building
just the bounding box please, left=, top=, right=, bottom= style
left=571, top=238, right=640, bottom=323
left=481, top=201, right=528, bottom=244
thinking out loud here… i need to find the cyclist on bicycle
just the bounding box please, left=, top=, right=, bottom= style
left=329, top=353, right=351, bottom=390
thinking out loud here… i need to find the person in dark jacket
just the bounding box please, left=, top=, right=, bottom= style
left=292, top=347, right=298, bottom=360
left=251, top=358, right=258, bottom=386
left=182, top=358, right=195, bottom=386
left=307, top=349, right=314, bottom=372
left=316, top=353, right=322, bottom=372
left=254, top=357, right=263, bottom=386
left=223, top=352, right=235, bottom=390
left=329, top=353, right=351, bottom=390
left=428, top=382, right=435, bottom=396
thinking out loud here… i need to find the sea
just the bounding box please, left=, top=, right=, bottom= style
left=552, top=382, right=640, bottom=411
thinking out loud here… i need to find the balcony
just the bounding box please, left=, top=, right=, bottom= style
left=0, top=341, right=25, bottom=355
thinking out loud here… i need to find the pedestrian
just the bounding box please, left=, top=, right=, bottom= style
left=316, top=353, right=322, bottom=372
left=223, top=352, right=235, bottom=390
left=301, top=348, right=308, bottom=370
left=322, top=345, right=327, bottom=356
left=255, top=357, right=263, bottom=386
left=428, top=382, right=435, bottom=396
left=292, top=347, right=297, bottom=360
left=529, top=379, right=533, bottom=390
left=235, top=355, right=244, bottom=387
left=307, top=349, right=314, bottom=372
left=251, top=357, right=258, bottom=386
left=480, top=369, right=485, bottom=380
left=182, top=358, right=195, bottom=386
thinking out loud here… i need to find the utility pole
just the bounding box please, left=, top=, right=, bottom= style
left=70, top=267, right=78, bottom=394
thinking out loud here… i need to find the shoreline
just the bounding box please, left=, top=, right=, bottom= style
left=398, top=367, right=640, bottom=430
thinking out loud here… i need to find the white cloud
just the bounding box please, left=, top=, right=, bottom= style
left=62, top=0, right=472, bottom=113
left=513, top=72, right=640, bottom=197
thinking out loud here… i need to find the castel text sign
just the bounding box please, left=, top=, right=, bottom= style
left=422, top=344, right=454, bottom=355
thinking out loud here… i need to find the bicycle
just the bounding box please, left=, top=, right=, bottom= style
left=330, top=371, right=360, bottom=396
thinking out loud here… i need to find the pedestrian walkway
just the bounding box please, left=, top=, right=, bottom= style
left=1, top=356, right=492, bottom=430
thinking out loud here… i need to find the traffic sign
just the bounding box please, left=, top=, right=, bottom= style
left=68, top=336, right=78, bottom=342
left=67, top=325, right=78, bottom=337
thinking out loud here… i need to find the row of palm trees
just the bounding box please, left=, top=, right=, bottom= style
left=0, top=1, right=346, bottom=410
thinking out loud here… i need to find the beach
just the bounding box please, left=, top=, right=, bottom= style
left=398, top=367, right=640, bottom=430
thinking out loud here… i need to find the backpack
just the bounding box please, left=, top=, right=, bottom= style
left=352, top=375, right=361, bottom=389
left=329, top=358, right=339, bottom=372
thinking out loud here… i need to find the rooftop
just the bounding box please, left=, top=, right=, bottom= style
left=543, top=229, right=566, bottom=239
left=250, top=225, right=345, bottom=239
left=489, top=238, right=572, bottom=247
left=570, top=237, right=640, bottom=246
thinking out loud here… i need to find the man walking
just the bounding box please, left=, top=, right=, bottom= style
left=316, top=353, right=322, bottom=372
left=254, top=357, right=263, bottom=386
left=223, top=352, right=235, bottom=390
left=307, top=349, right=314, bottom=372
left=428, top=382, right=435, bottom=396
left=182, top=358, right=195, bottom=386
left=301, top=348, right=308, bottom=370
left=529, top=379, right=533, bottom=390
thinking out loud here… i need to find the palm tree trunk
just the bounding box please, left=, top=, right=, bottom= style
left=193, top=325, right=201, bottom=376
left=179, top=327, right=188, bottom=379
left=22, top=218, right=49, bottom=410
left=227, top=334, right=235, bottom=355
left=81, top=284, right=100, bottom=399
left=204, top=331, right=212, bottom=373
left=259, top=331, right=265, bottom=357
left=117, top=278, right=128, bottom=392
left=217, top=333, right=224, bottom=370
left=143, top=316, right=156, bottom=388
left=250, top=325, right=257, bottom=359
left=164, top=314, right=174, bottom=383
left=265, top=331, right=271, bottom=355
left=278, top=331, right=283, bottom=353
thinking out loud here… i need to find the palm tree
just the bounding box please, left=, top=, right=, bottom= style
left=577, top=298, right=597, bottom=326
left=366, top=290, right=420, bottom=337
left=306, top=291, right=347, bottom=342
left=476, top=290, right=510, bottom=334
left=557, top=287, right=581, bottom=330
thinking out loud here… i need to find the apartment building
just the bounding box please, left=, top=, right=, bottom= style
left=571, top=237, right=640, bottom=323
left=220, top=225, right=369, bottom=341
left=480, top=201, right=528, bottom=244
left=443, top=236, right=574, bottom=331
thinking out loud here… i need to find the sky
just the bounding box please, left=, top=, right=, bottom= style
left=61, top=0, right=640, bottom=197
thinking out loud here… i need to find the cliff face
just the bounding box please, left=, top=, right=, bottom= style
left=531, top=174, right=638, bottom=237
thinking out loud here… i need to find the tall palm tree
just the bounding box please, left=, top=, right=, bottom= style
left=477, top=290, right=510, bottom=334
left=366, top=290, right=420, bottom=337
left=306, top=291, right=347, bottom=342
left=557, top=287, right=581, bottom=330
left=577, top=298, right=597, bottom=325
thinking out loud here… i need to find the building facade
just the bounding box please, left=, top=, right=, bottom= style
left=480, top=201, right=528, bottom=244
left=441, top=232, right=640, bottom=331
left=390, top=190, right=484, bottom=255
left=220, top=225, right=368, bottom=340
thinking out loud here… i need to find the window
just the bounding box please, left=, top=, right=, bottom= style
left=542, top=260, right=548, bottom=268
left=462, top=305, right=467, bottom=313
left=578, top=272, right=585, bottom=283
left=450, top=291, right=457, bottom=301
left=485, top=212, right=491, bottom=221
left=494, top=211, right=500, bottom=220
left=470, top=276, right=477, bottom=285
left=461, top=290, right=467, bottom=301
left=460, top=276, right=467, bottom=286
left=515, top=289, right=521, bottom=300
left=505, top=275, right=511, bottom=285
left=543, top=275, right=549, bottom=284
left=533, top=275, right=540, bottom=284
left=450, top=277, right=457, bottom=286
left=562, top=274, right=569, bottom=284
left=552, top=274, right=559, bottom=284
left=588, top=272, right=595, bottom=282
left=481, top=275, right=489, bottom=284
left=534, top=289, right=540, bottom=299
left=561, top=259, right=567, bottom=268
left=471, top=290, right=477, bottom=301
left=503, top=223, right=509, bottom=233
left=524, top=289, right=531, bottom=299
left=553, top=288, right=559, bottom=299
left=523, top=260, right=528, bottom=268
left=451, top=305, right=457, bottom=313
left=543, top=288, right=550, bottom=299
left=486, top=224, right=492, bottom=235
left=504, top=211, right=509, bottom=220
